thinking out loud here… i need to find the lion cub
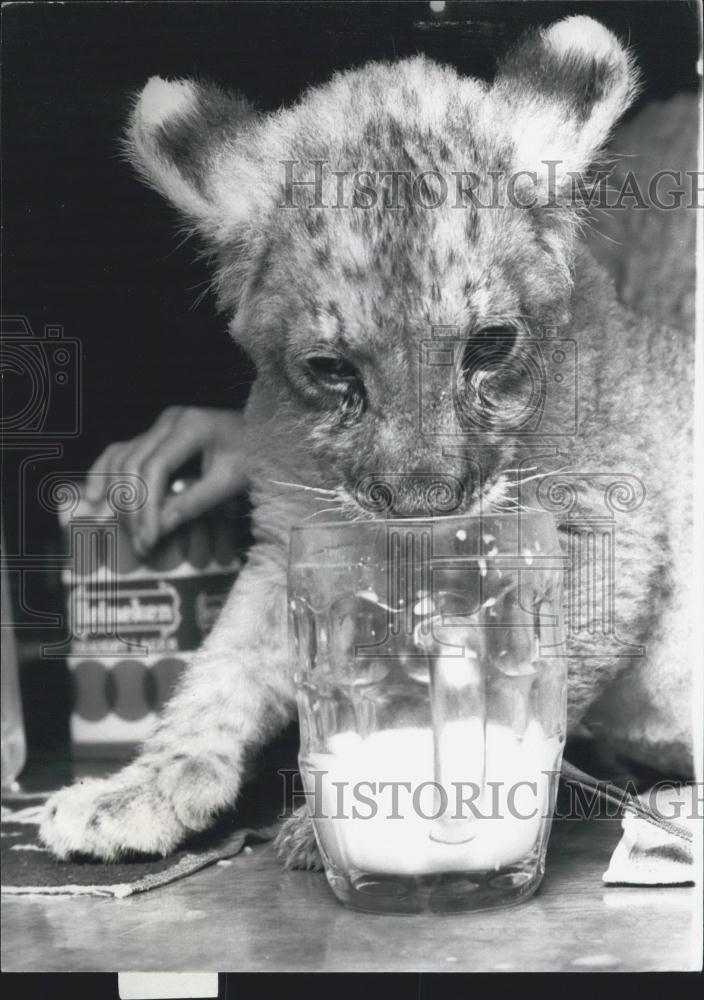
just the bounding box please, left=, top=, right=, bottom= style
left=41, top=16, right=693, bottom=862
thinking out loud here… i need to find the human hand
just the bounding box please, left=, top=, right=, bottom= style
left=85, top=407, right=248, bottom=554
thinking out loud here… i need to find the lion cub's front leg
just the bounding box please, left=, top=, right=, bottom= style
left=41, top=550, right=293, bottom=860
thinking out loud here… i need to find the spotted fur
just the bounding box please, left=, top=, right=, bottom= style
left=40, top=16, right=693, bottom=864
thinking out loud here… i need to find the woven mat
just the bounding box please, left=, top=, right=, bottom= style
left=1, top=744, right=292, bottom=898
left=1, top=792, right=278, bottom=898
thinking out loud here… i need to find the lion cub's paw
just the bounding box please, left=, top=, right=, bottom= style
left=39, top=774, right=188, bottom=861
left=274, top=805, right=323, bottom=871
left=40, top=755, right=237, bottom=861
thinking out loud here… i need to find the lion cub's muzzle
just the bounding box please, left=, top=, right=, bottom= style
left=353, top=473, right=466, bottom=518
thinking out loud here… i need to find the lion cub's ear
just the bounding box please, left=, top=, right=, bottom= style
left=125, top=77, right=264, bottom=243
left=494, top=15, right=640, bottom=192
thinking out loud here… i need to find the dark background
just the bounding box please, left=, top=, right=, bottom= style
left=3, top=972, right=702, bottom=1000
left=1, top=0, right=700, bottom=755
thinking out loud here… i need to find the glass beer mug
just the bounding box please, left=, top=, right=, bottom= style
left=288, top=513, right=567, bottom=914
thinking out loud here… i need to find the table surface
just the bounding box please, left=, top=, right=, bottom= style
left=2, top=760, right=701, bottom=973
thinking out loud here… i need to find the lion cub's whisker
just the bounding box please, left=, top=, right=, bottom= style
left=269, top=479, right=338, bottom=496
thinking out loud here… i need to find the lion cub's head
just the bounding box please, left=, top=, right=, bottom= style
left=127, top=16, right=637, bottom=516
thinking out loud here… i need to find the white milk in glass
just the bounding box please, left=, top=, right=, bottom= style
left=302, top=720, right=561, bottom=877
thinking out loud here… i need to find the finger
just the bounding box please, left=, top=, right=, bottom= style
left=85, top=442, right=133, bottom=503
left=135, top=423, right=210, bottom=552
left=112, top=412, right=186, bottom=547
left=159, top=464, right=244, bottom=535
left=125, top=421, right=187, bottom=542
left=96, top=437, right=153, bottom=541
left=85, top=443, right=122, bottom=501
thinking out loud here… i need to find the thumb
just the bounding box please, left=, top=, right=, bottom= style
left=159, top=466, right=244, bottom=535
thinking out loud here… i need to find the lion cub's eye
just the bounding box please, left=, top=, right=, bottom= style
left=306, top=355, right=361, bottom=385
left=302, top=353, right=366, bottom=419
